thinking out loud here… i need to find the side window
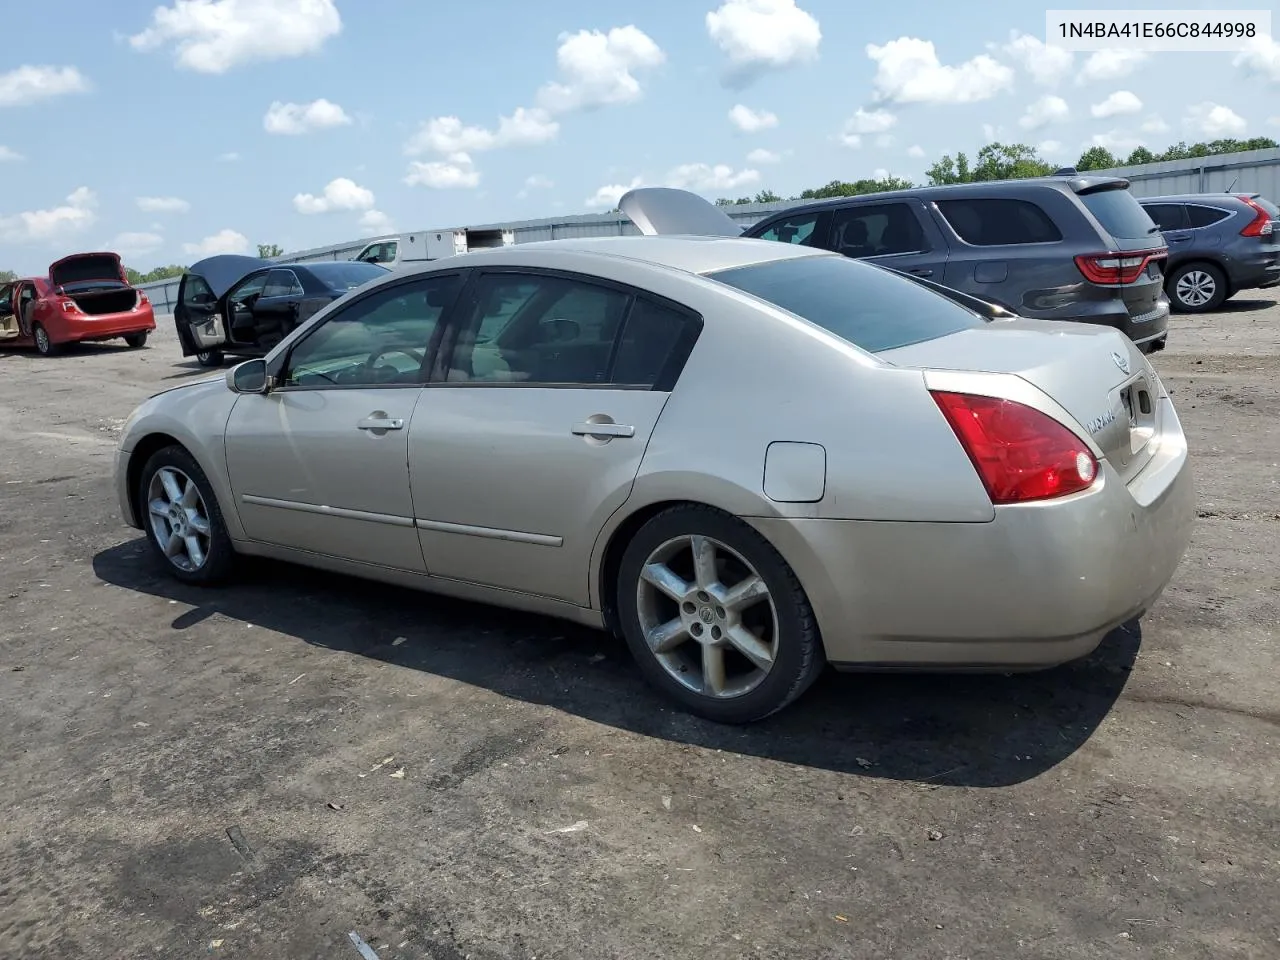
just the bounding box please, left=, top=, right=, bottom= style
left=228, top=273, right=268, bottom=306
left=262, top=269, right=301, bottom=298
left=830, top=203, right=928, bottom=257
left=283, top=274, right=462, bottom=389
left=755, top=213, right=822, bottom=246
left=612, top=298, right=693, bottom=388
left=1186, top=204, right=1231, bottom=228
left=447, top=273, right=631, bottom=386
left=936, top=198, right=1064, bottom=246
left=1143, top=204, right=1190, bottom=230
left=0, top=284, right=12, bottom=314
left=18, top=284, right=36, bottom=309
left=181, top=275, right=216, bottom=307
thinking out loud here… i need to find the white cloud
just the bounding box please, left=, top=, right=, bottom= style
left=871, top=167, right=891, bottom=180
left=404, top=153, right=480, bottom=189
left=1038, top=139, right=1063, bottom=156
left=585, top=177, right=643, bottom=209
left=666, top=162, right=760, bottom=192
left=0, top=65, right=89, bottom=107
left=1087, top=131, right=1143, bottom=156
left=999, top=31, right=1073, bottom=87
left=404, top=107, right=558, bottom=155
left=128, top=0, right=341, bottom=74
left=728, top=104, right=778, bottom=133
left=136, top=196, right=190, bottom=214
left=0, top=187, right=96, bottom=244
left=1234, top=34, right=1280, bottom=82
left=293, top=177, right=375, bottom=214
left=0, top=146, right=22, bottom=161
left=1184, top=102, right=1247, bottom=138
left=747, top=147, right=781, bottom=164
left=110, top=232, right=165, bottom=257
left=263, top=98, right=351, bottom=135
left=1091, top=90, right=1142, bottom=119
left=906, top=144, right=925, bottom=158
left=525, top=174, right=554, bottom=189
left=217, top=152, right=240, bottom=162
left=183, top=228, right=249, bottom=256
left=536, top=26, right=665, bottom=113
left=1077, top=49, right=1148, bottom=84
left=840, top=107, right=897, bottom=147
left=1141, top=115, right=1170, bottom=134
left=868, top=37, right=1013, bottom=104
left=358, top=209, right=394, bottom=235
left=706, top=0, right=821, bottom=84
left=1019, top=95, right=1069, bottom=130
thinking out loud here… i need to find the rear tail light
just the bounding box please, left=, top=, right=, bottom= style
left=138, top=290, right=149, bottom=303
left=1237, top=196, right=1274, bottom=237
left=1074, top=250, right=1164, bottom=285
left=931, top=391, right=1099, bottom=504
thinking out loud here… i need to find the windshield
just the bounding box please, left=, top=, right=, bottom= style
left=1080, top=187, right=1159, bottom=240
left=706, top=255, right=985, bottom=353
left=307, top=261, right=390, bottom=290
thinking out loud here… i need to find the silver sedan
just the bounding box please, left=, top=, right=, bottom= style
left=114, top=233, right=1195, bottom=723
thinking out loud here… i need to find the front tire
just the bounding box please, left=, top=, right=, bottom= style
left=196, top=349, right=225, bottom=367
left=1167, top=262, right=1228, bottom=313
left=138, top=445, right=235, bottom=585
left=124, top=331, right=149, bottom=349
left=33, top=323, right=61, bottom=357
left=615, top=504, right=825, bottom=723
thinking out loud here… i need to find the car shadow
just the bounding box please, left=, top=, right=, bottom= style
left=92, top=539, right=1139, bottom=789
left=162, top=361, right=221, bottom=379
left=1213, top=297, right=1277, bottom=314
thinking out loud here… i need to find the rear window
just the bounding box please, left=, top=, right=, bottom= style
left=308, top=261, right=390, bottom=290
left=1079, top=187, right=1158, bottom=240
left=1185, top=204, right=1231, bottom=228
left=935, top=198, right=1062, bottom=246
left=706, top=255, right=984, bottom=354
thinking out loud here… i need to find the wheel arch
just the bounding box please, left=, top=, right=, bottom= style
left=1166, top=257, right=1232, bottom=296
left=124, top=426, right=244, bottom=540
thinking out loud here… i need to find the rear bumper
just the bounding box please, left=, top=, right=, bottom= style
left=1224, top=255, right=1280, bottom=292
left=749, top=397, right=1195, bottom=669
left=61, top=308, right=156, bottom=342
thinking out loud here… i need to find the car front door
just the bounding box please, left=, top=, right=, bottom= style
left=408, top=268, right=699, bottom=605
left=174, top=272, right=228, bottom=356
left=825, top=200, right=950, bottom=279
left=253, top=268, right=305, bottom=347
left=222, top=272, right=466, bottom=571
left=748, top=209, right=833, bottom=248
left=225, top=271, right=269, bottom=345
left=0, top=283, right=16, bottom=340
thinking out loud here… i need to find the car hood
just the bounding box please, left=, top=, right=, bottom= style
left=619, top=187, right=746, bottom=237
left=189, top=254, right=271, bottom=299
left=49, top=252, right=125, bottom=287
left=148, top=374, right=224, bottom=399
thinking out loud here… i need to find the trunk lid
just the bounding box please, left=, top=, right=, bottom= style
left=1074, top=182, right=1169, bottom=323
left=880, top=318, right=1162, bottom=483
left=619, top=187, right=746, bottom=237
left=49, top=252, right=126, bottom=288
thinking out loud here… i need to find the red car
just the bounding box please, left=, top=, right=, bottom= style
left=0, top=252, right=156, bottom=356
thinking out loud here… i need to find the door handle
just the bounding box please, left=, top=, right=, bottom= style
left=357, top=417, right=404, bottom=431
left=572, top=421, right=635, bottom=438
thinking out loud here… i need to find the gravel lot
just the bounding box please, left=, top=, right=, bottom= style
left=2, top=300, right=1277, bottom=960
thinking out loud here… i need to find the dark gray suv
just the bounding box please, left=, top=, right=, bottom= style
left=1138, top=193, right=1280, bottom=312
left=739, top=176, right=1171, bottom=352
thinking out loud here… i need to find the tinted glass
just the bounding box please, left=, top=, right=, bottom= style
left=284, top=275, right=462, bottom=388
left=447, top=273, right=631, bottom=385
left=261, top=269, right=301, bottom=298
left=1142, top=203, right=1190, bottom=231
left=308, top=261, right=391, bottom=290
left=612, top=298, right=689, bottom=387
left=936, top=198, right=1062, bottom=245
left=830, top=203, right=928, bottom=256
left=1185, top=204, right=1231, bottom=228
left=707, top=255, right=984, bottom=353
left=1079, top=187, right=1158, bottom=240
left=181, top=275, right=215, bottom=306
left=753, top=213, right=823, bottom=246
left=0, top=284, right=12, bottom=313
left=228, top=272, right=268, bottom=304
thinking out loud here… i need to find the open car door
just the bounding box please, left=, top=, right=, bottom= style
left=0, top=283, right=18, bottom=341
left=619, top=187, right=746, bottom=237
left=174, top=254, right=268, bottom=358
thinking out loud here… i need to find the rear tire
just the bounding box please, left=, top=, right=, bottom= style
left=196, top=349, right=225, bottom=367
left=124, top=331, right=149, bottom=349
left=32, top=323, right=61, bottom=357
left=615, top=504, right=825, bottom=724
left=1167, top=262, right=1228, bottom=313
left=137, top=444, right=236, bottom=585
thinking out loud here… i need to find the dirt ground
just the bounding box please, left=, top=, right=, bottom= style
left=1, top=300, right=1277, bottom=960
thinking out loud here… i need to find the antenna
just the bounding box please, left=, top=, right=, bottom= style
left=1225, top=175, right=1238, bottom=193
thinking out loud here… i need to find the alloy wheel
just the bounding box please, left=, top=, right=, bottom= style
left=146, top=466, right=214, bottom=572
left=1175, top=269, right=1216, bottom=307
left=634, top=534, right=779, bottom=699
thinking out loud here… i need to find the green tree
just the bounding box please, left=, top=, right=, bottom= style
left=970, top=142, right=1054, bottom=181
left=258, top=243, right=284, bottom=258
left=1125, top=146, right=1155, bottom=165
left=925, top=152, right=972, bottom=185
left=125, top=264, right=188, bottom=285
left=796, top=175, right=913, bottom=200
left=754, top=189, right=782, bottom=203
left=1076, top=146, right=1120, bottom=171
left=0, top=269, right=17, bottom=283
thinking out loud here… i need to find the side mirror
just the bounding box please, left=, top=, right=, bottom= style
left=226, top=358, right=271, bottom=394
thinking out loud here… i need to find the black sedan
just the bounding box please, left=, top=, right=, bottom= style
left=173, top=256, right=390, bottom=367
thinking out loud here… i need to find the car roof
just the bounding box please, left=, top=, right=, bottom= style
left=1139, top=193, right=1248, bottom=204
left=436, top=234, right=833, bottom=276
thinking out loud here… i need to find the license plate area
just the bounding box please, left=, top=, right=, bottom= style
left=1121, top=378, right=1157, bottom=454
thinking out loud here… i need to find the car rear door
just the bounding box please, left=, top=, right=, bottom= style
left=174, top=272, right=228, bottom=356
left=407, top=268, right=699, bottom=606
left=0, top=283, right=17, bottom=340
left=824, top=200, right=949, bottom=279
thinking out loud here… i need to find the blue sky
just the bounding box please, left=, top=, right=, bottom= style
left=1, top=0, right=1278, bottom=273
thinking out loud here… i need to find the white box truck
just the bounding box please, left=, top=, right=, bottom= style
left=352, top=227, right=516, bottom=269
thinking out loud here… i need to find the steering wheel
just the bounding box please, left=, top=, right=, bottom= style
left=366, top=345, right=425, bottom=378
